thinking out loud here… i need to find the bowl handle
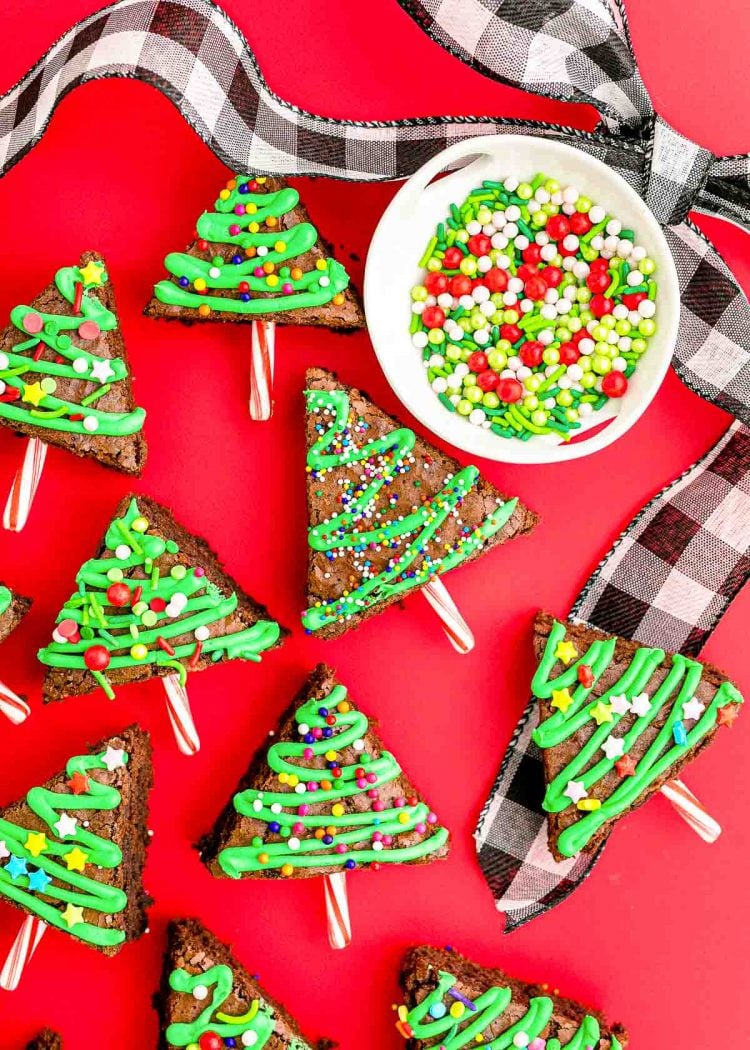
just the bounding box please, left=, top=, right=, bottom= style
left=394, top=135, right=501, bottom=212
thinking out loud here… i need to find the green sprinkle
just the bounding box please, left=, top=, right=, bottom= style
left=81, top=383, right=111, bottom=407
left=438, top=393, right=456, bottom=412
left=582, top=218, right=609, bottom=244
left=91, top=670, right=115, bottom=700
left=418, top=236, right=437, bottom=268
left=648, top=281, right=658, bottom=301
left=620, top=229, right=635, bottom=241
left=410, top=313, right=421, bottom=334
left=517, top=219, right=534, bottom=240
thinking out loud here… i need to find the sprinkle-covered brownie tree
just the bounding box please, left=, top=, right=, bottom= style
left=0, top=253, right=146, bottom=531
left=146, top=174, right=364, bottom=418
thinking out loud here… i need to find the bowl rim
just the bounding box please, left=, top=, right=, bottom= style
left=364, top=133, right=680, bottom=465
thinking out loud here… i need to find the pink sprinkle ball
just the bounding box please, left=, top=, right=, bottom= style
left=194, top=567, right=205, bottom=577
left=383, top=835, right=394, bottom=846
left=254, top=266, right=264, bottom=277
left=416, top=823, right=427, bottom=834
left=366, top=773, right=377, bottom=784
left=282, top=282, right=293, bottom=294
left=229, top=224, right=241, bottom=236
left=394, top=797, right=405, bottom=808
left=372, top=801, right=385, bottom=812
left=297, top=804, right=310, bottom=816
left=372, top=832, right=383, bottom=842
left=312, top=728, right=323, bottom=739
left=335, top=844, right=347, bottom=854
left=367, top=789, right=378, bottom=799
left=309, top=782, right=319, bottom=791
left=22, top=311, right=44, bottom=334
left=304, top=747, right=314, bottom=759
left=427, top=812, right=438, bottom=824
left=234, top=204, right=245, bottom=215
left=292, top=822, right=304, bottom=834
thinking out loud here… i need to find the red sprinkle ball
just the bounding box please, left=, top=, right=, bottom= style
left=411, top=174, right=658, bottom=441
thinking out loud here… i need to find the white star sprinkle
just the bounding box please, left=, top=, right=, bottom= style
left=602, top=736, right=625, bottom=760
left=630, top=693, right=651, bottom=717
left=564, top=780, right=588, bottom=804
left=682, top=697, right=706, bottom=722
left=101, top=746, right=126, bottom=772
left=90, top=358, right=115, bottom=384
left=0, top=841, right=8, bottom=860
left=54, top=813, right=78, bottom=839
left=610, top=694, right=631, bottom=716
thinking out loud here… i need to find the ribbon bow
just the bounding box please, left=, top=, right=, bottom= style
left=2, top=0, right=750, bottom=925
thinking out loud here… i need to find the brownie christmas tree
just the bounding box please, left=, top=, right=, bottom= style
left=158, top=919, right=332, bottom=1049
left=0, top=252, right=146, bottom=474
left=37, top=494, right=284, bottom=703
left=303, top=368, right=537, bottom=639
left=0, top=724, right=152, bottom=953
left=26, top=1030, right=62, bottom=1050
left=0, top=582, right=31, bottom=646
left=397, top=945, right=627, bottom=1048
left=200, top=664, right=449, bottom=878
left=531, top=613, right=744, bottom=860
left=145, top=174, right=363, bottom=329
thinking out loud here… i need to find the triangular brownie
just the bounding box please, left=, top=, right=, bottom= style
left=0, top=252, right=146, bottom=475
left=199, top=664, right=449, bottom=879
left=398, top=945, right=627, bottom=1048
left=0, top=724, right=152, bottom=955
left=157, top=919, right=333, bottom=1049
left=38, top=494, right=285, bottom=702
left=0, top=581, right=31, bottom=646
left=531, top=613, right=744, bottom=861
left=303, top=368, right=537, bottom=639
left=26, top=1030, right=63, bottom=1050
left=145, top=174, right=364, bottom=329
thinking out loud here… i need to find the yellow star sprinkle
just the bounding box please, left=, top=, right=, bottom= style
left=554, top=640, right=579, bottom=665
left=551, top=688, right=573, bottom=714
left=21, top=382, right=46, bottom=407
left=61, top=904, right=85, bottom=928
left=64, top=847, right=89, bottom=872
left=78, top=260, right=105, bottom=286
left=590, top=701, right=614, bottom=726
left=24, top=832, right=48, bottom=857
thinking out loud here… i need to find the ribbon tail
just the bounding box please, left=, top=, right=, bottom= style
left=666, top=221, right=750, bottom=428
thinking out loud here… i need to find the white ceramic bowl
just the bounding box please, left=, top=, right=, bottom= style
left=364, top=135, right=680, bottom=464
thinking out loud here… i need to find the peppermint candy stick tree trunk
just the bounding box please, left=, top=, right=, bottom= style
left=0, top=254, right=146, bottom=532
left=0, top=584, right=32, bottom=725
left=146, top=174, right=364, bottom=419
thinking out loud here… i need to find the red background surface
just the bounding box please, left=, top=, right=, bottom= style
left=0, top=0, right=749, bottom=1045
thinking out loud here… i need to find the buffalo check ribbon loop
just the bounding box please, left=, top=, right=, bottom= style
left=2, top=0, right=750, bottom=924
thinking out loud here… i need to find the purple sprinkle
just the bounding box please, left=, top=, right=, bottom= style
left=447, top=988, right=477, bottom=1011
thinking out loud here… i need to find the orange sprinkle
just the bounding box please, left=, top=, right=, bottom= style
left=198, top=304, right=211, bottom=318
left=290, top=267, right=303, bottom=281
left=333, top=293, right=345, bottom=306
left=226, top=178, right=237, bottom=190
left=265, top=215, right=278, bottom=228
left=262, top=261, right=275, bottom=274
left=245, top=246, right=257, bottom=258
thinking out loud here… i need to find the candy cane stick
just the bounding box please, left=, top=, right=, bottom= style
left=661, top=778, right=721, bottom=844
left=249, top=320, right=275, bottom=420
left=162, top=673, right=200, bottom=756
left=3, top=437, right=47, bottom=532
left=323, top=871, right=352, bottom=950
left=0, top=679, right=30, bottom=725
left=421, top=577, right=475, bottom=654
left=0, top=916, right=47, bottom=990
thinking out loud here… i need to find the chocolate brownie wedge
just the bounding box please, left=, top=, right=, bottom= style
left=302, top=367, right=537, bottom=640
left=199, top=663, right=449, bottom=879
left=398, top=945, right=627, bottom=1048
left=0, top=252, right=146, bottom=475
left=157, top=919, right=334, bottom=1049
left=38, top=494, right=286, bottom=703
left=0, top=724, right=152, bottom=956
left=531, top=613, right=744, bottom=861
left=0, top=582, right=31, bottom=646
left=145, top=174, right=363, bottom=330
left=26, top=1030, right=63, bottom=1050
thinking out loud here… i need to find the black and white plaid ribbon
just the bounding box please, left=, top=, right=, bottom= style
left=2, top=0, right=750, bottom=924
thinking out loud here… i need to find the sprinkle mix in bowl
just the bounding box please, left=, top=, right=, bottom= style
left=410, top=174, right=659, bottom=442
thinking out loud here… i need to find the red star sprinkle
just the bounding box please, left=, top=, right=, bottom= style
left=615, top=755, right=637, bottom=777
left=68, top=772, right=90, bottom=795
left=717, top=705, right=740, bottom=728
left=578, top=664, right=594, bottom=688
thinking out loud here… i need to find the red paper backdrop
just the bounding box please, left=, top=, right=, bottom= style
left=1, top=0, right=749, bottom=1045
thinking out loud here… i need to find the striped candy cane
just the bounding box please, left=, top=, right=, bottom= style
left=323, top=871, right=352, bottom=950
left=661, top=778, right=721, bottom=844
left=3, top=437, right=47, bottom=532
left=249, top=320, right=275, bottom=420
left=0, top=916, right=47, bottom=991
left=0, top=680, right=30, bottom=725
left=421, top=577, right=475, bottom=654
left=162, top=674, right=200, bottom=756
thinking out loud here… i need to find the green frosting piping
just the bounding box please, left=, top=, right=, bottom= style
left=531, top=619, right=744, bottom=857
left=218, top=683, right=448, bottom=877
left=166, top=964, right=278, bottom=1047
left=37, top=497, right=281, bottom=693
left=302, top=388, right=518, bottom=631
left=402, top=969, right=620, bottom=1049
left=0, top=263, right=145, bottom=436
left=0, top=586, right=11, bottom=618
left=153, top=175, right=350, bottom=315
left=0, top=747, right=130, bottom=947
